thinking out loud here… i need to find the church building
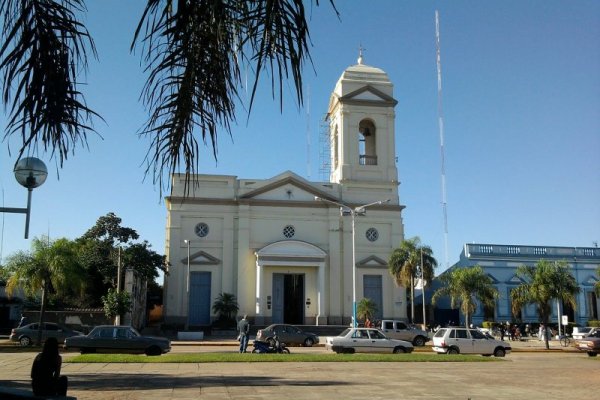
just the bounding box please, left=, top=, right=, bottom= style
left=163, top=57, right=407, bottom=327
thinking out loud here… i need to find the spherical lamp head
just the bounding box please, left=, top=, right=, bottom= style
left=14, top=157, right=48, bottom=189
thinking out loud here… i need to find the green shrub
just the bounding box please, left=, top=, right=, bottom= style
left=588, top=320, right=600, bottom=327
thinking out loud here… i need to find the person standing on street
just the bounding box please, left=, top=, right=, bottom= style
left=238, top=315, right=250, bottom=353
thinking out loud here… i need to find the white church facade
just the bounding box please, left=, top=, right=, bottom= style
left=163, top=58, right=407, bottom=327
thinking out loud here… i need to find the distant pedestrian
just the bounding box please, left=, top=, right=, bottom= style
left=237, top=315, right=250, bottom=353
left=31, top=337, right=68, bottom=396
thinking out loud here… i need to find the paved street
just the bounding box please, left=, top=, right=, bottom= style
left=0, top=341, right=598, bottom=399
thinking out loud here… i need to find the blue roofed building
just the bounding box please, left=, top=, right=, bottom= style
left=430, top=243, right=600, bottom=327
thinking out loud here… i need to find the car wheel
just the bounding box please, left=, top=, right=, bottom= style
left=587, top=351, right=597, bottom=357
left=303, top=338, right=314, bottom=347
left=343, top=347, right=355, bottom=354
left=393, top=347, right=407, bottom=354
left=413, top=336, right=426, bottom=347
left=282, top=348, right=290, bottom=354
left=267, top=338, right=276, bottom=348
left=19, top=336, right=32, bottom=346
left=494, top=348, right=506, bottom=357
left=448, top=347, right=459, bottom=355
left=145, top=346, right=162, bottom=356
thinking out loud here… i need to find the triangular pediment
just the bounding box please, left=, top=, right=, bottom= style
left=357, top=255, right=388, bottom=268
left=339, top=85, right=398, bottom=106
left=505, top=274, right=526, bottom=285
left=240, top=171, right=337, bottom=202
left=486, top=273, right=499, bottom=284
left=182, top=251, right=220, bottom=265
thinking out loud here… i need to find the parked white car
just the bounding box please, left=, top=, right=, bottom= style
left=325, top=328, right=414, bottom=354
left=432, top=327, right=511, bottom=357
left=572, top=327, right=598, bottom=340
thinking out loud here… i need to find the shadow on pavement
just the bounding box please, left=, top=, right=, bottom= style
left=1, top=374, right=350, bottom=392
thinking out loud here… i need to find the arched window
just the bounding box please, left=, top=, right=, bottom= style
left=358, top=119, right=377, bottom=165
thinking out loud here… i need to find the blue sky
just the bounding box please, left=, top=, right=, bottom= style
left=1, top=0, right=599, bottom=280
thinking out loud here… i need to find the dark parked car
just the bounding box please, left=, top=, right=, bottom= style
left=64, top=325, right=171, bottom=356
left=10, top=322, right=83, bottom=346
left=256, top=324, right=319, bottom=347
left=575, top=329, right=600, bottom=357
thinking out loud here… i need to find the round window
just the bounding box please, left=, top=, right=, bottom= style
left=195, top=222, right=209, bottom=238
left=283, top=225, right=295, bottom=239
left=366, top=227, right=379, bottom=242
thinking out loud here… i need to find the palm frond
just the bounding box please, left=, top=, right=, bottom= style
left=0, top=0, right=99, bottom=165
left=132, top=0, right=338, bottom=195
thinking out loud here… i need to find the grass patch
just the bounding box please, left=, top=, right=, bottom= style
left=65, top=352, right=501, bottom=363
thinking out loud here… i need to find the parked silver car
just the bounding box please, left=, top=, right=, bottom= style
left=325, top=328, right=414, bottom=354
left=379, top=320, right=430, bottom=346
left=64, top=325, right=171, bottom=356
left=9, top=322, right=83, bottom=346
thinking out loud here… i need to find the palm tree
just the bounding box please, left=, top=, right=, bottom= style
left=212, top=292, right=239, bottom=327
left=0, top=0, right=338, bottom=195
left=388, top=237, right=437, bottom=322
left=510, top=260, right=580, bottom=349
left=356, top=298, right=378, bottom=325
left=431, top=265, right=499, bottom=329
left=5, top=236, right=86, bottom=345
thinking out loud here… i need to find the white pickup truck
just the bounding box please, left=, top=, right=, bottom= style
left=379, top=320, right=430, bottom=346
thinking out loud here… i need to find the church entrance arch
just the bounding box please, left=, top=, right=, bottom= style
left=255, top=240, right=327, bottom=325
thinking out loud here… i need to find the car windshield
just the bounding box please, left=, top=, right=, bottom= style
left=433, top=329, right=447, bottom=337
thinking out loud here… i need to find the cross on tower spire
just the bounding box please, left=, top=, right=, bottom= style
left=358, top=44, right=366, bottom=65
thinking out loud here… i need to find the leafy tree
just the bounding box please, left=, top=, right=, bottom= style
left=4, top=236, right=85, bottom=344
left=510, top=260, right=579, bottom=349
left=77, top=213, right=166, bottom=300
left=80, top=212, right=139, bottom=245
left=212, top=292, right=239, bottom=328
left=431, top=265, right=499, bottom=329
left=388, top=237, right=437, bottom=322
left=0, top=0, right=338, bottom=194
left=122, top=241, right=167, bottom=283
left=101, top=288, right=132, bottom=324
left=356, top=298, right=378, bottom=323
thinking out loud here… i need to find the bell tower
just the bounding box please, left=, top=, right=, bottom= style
left=327, top=55, right=398, bottom=186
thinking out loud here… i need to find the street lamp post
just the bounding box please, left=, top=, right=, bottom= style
left=184, top=239, right=191, bottom=330
left=315, top=196, right=390, bottom=328
left=0, top=157, right=48, bottom=238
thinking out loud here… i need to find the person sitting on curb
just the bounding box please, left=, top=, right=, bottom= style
left=31, top=337, right=68, bottom=396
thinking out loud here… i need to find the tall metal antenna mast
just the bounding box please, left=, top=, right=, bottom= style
left=306, top=85, right=311, bottom=179
left=435, top=10, right=449, bottom=269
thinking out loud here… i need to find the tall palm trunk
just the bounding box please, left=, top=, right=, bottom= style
left=410, top=273, right=414, bottom=323
left=36, top=280, right=48, bottom=346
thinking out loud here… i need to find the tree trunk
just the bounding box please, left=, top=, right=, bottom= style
left=410, top=273, right=414, bottom=323
left=36, top=282, right=48, bottom=346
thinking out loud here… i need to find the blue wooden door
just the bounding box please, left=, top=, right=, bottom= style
left=363, top=275, right=383, bottom=320
left=272, top=274, right=284, bottom=323
left=189, top=271, right=211, bottom=326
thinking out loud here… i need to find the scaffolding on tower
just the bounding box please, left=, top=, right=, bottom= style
left=318, top=114, right=331, bottom=181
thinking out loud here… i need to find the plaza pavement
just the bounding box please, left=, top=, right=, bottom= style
left=0, top=338, right=598, bottom=399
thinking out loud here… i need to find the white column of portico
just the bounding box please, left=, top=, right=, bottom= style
left=317, top=259, right=326, bottom=325
left=255, top=261, right=262, bottom=316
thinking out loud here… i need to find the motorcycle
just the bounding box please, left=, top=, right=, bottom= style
left=252, top=335, right=290, bottom=354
